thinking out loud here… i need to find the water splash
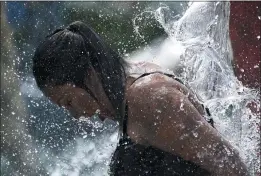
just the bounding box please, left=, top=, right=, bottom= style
left=134, top=2, right=260, bottom=175
left=3, top=1, right=259, bottom=176
left=44, top=2, right=260, bottom=175
left=47, top=116, right=119, bottom=176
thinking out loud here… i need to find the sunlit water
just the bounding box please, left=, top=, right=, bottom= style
left=18, top=2, right=260, bottom=176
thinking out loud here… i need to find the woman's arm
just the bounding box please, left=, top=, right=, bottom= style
left=128, top=83, right=249, bottom=176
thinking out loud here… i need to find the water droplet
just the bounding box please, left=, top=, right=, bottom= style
left=254, top=65, right=259, bottom=68
left=192, top=132, right=198, bottom=138
left=180, top=102, right=184, bottom=111
left=156, top=109, right=162, bottom=113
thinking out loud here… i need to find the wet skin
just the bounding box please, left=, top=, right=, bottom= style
left=43, top=64, right=249, bottom=176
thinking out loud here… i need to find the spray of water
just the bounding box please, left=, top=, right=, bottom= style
left=14, top=2, right=259, bottom=175
left=132, top=2, right=260, bottom=175
left=49, top=116, right=118, bottom=176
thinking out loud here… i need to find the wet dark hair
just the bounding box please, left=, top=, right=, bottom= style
left=32, top=21, right=128, bottom=117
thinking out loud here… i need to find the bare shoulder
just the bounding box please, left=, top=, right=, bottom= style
left=126, top=76, right=204, bottom=125
left=127, top=73, right=181, bottom=96
left=125, top=74, right=249, bottom=175
left=125, top=74, right=189, bottom=143
left=126, top=73, right=176, bottom=114
left=126, top=73, right=204, bottom=118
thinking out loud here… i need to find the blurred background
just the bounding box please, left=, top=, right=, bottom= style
left=1, top=1, right=260, bottom=176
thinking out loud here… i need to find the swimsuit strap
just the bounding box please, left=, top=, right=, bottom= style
left=122, top=103, right=129, bottom=139
left=130, top=71, right=184, bottom=85
left=121, top=71, right=183, bottom=139
left=121, top=71, right=214, bottom=139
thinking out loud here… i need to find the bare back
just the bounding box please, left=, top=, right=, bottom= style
left=124, top=65, right=249, bottom=175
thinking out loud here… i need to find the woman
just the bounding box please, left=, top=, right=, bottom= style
left=32, top=21, right=249, bottom=176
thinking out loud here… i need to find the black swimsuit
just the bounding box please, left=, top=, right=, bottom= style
left=109, top=72, right=212, bottom=176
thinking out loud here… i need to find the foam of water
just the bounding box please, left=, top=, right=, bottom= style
left=44, top=116, right=119, bottom=176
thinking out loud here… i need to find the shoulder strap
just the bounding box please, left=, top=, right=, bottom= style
left=130, top=71, right=183, bottom=85
left=120, top=71, right=214, bottom=140
left=117, top=94, right=127, bottom=140
left=122, top=103, right=129, bottom=138
left=120, top=71, right=179, bottom=139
